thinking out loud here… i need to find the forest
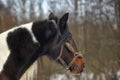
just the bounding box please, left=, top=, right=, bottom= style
left=0, top=0, right=120, bottom=80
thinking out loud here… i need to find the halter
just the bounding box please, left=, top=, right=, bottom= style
left=56, top=41, right=83, bottom=70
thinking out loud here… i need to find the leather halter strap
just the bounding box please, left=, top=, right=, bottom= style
left=56, top=42, right=83, bottom=69
left=56, top=45, right=69, bottom=69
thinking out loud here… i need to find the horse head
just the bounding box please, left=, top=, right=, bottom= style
left=48, top=12, right=85, bottom=74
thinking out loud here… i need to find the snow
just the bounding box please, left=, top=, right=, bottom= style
left=50, top=71, right=120, bottom=80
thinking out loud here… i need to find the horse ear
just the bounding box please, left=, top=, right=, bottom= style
left=59, top=13, right=69, bottom=24
left=49, top=12, right=55, bottom=20
left=59, top=13, right=69, bottom=34
left=49, top=12, right=58, bottom=23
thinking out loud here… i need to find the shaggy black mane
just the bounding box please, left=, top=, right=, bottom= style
left=7, top=28, right=33, bottom=51
left=32, top=20, right=58, bottom=46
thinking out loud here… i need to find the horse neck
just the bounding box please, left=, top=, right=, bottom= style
left=1, top=58, right=18, bottom=80
left=0, top=71, right=16, bottom=80
left=0, top=72, right=9, bottom=80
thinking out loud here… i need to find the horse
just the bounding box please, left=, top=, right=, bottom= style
left=0, top=13, right=85, bottom=80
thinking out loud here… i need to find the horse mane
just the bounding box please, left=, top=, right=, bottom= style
left=32, top=20, right=58, bottom=46
left=7, top=28, right=33, bottom=51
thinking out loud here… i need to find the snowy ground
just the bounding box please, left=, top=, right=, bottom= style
left=50, top=70, right=120, bottom=80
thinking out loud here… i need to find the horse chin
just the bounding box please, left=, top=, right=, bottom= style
left=71, top=70, right=79, bottom=74
left=69, top=63, right=84, bottom=74
left=70, top=69, right=83, bottom=75
left=70, top=69, right=81, bottom=75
